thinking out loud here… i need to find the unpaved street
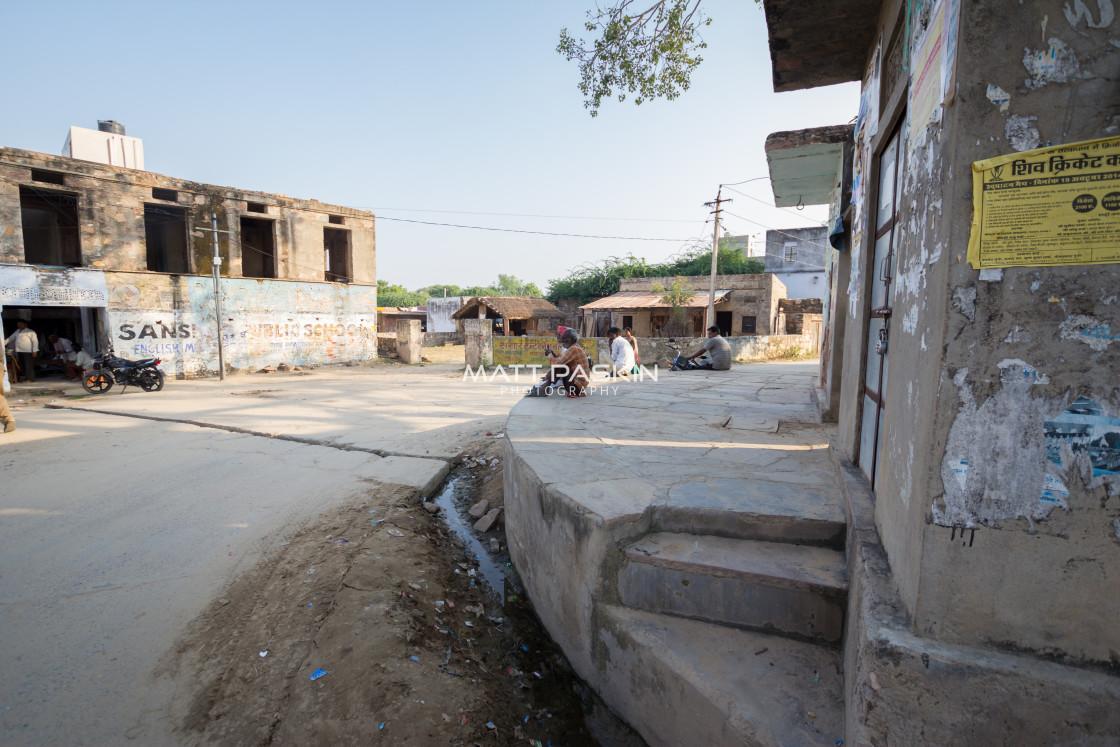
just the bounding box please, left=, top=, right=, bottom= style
left=0, top=360, right=550, bottom=745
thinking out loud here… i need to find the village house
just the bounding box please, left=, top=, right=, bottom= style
left=451, top=296, right=565, bottom=336
left=0, top=123, right=377, bottom=378
left=577, top=273, right=787, bottom=338
left=762, top=0, right=1120, bottom=740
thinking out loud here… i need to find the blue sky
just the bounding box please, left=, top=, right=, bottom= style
left=0, top=1, right=858, bottom=291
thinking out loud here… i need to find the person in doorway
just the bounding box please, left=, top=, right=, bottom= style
left=622, top=327, right=640, bottom=373
left=607, top=327, right=636, bottom=377
left=542, top=328, right=590, bottom=397
left=5, top=321, right=39, bottom=383
left=64, top=342, right=94, bottom=381
left=47, top=335, right=73, bottom=361
left=680, top=325, right=732, bottom=371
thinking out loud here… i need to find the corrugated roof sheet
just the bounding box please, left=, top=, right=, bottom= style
left=579, top=290, right=731, bottom=311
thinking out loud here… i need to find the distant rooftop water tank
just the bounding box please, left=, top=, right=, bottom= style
left=97, top=120, right=126, bottom=135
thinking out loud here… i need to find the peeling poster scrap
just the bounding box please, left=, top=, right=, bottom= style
left=1044, top=397, right=1120, bottom=478
left=967, top=135, right=1120, bottom=269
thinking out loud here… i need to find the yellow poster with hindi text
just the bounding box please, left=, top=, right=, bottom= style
left=967, top=135, right=1120, bottom=269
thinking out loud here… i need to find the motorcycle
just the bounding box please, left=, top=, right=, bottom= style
left=665, top=338, right=710, bottom=371
left=81, top=349, right=165, bottom=394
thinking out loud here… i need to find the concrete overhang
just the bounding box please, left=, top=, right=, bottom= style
left=763, top=0, right=881, bottom=92
left=765, top=124, right=854, bottom=207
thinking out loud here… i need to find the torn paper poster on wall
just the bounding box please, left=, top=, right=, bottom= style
left=1044, top=397, right=1120, bottom=477
left=986, top=84, right=1011, bottom=113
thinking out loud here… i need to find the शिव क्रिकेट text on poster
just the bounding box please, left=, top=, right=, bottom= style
left=967, top=135, right=1120, bottom=269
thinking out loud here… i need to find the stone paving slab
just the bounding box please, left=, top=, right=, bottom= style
left=507, top=361, right=841, bottom=529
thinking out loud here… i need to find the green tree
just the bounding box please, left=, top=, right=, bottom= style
left=417, top=284, right=464, bottom=298
left=377, top=280, right=427, bottom=307
left=557, top=1, right=711, bottom=116
left=652, top=276, right=695, bottom=331
left=545, top=240, right=762, bottom=303
left=492, top=274, right=544, bottom=297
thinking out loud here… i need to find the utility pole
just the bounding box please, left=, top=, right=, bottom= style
left=703, top=188, right=733, bottom=330
left=196, top=213, right=232, bottom=381
left=211, top=213, right=225, bottom=380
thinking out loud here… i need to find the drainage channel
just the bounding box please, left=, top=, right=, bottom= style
left=432, top=465, right=645, bottom=747
left=432, top=474, right=508, bottom=598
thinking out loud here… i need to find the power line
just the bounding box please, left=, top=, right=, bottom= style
left=722, top=185, right=826, bottom=224
left=376, top=215, right=692, bottom=242
left=721, top=210, right=832, bottom=252
left=366, top=206, right=702, bottom=224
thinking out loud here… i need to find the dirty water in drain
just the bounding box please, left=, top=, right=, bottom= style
left=433, top=474, right=507, bottom=597
left=433, top=467, right=646, bottom=747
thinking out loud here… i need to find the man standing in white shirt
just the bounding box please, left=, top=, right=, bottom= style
left=5, top=320, right=39, bottom=383
left=607, top=326, right=636, bottom=377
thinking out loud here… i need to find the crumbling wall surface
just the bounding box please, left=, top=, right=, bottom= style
left=838, top=456, right=1120, bottom=746
left=869, top=0, right=1120, bottom=664
left=105, top=272, right=378, bottom=376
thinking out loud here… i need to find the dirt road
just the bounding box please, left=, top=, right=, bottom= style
left=1, top=359, right=639, bottom=744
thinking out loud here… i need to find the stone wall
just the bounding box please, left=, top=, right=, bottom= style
left=0, top=148, right=376, bottom=284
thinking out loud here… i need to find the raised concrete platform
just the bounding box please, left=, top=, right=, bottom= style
left=504, top=361, right=846, bottom=745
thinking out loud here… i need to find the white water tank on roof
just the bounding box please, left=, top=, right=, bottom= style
left=63, top=123, right=144, bottom=170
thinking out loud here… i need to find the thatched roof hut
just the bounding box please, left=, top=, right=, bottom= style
left=452, top=297, right=565, bottom=336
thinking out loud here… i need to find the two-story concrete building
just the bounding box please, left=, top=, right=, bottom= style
left=1, top=126, right=377, bottom=378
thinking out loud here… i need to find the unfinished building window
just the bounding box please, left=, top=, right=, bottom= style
left=151, top=187, right=178, bottom=202
left=246, top=202, right=268, bottom=214
left=741, top=316, right=757, bottom=334
left=31, top=169, right=66, bottom=185
left=19, top=186, right=81, bottom=265
left=328, top=215, right=344, bottom=225
left=323, top=227, right=351, bottom=283
left=144, top=205, right=190, bottom=274
left=240, top=217, right=277, bottom=278
left=783, top=242, right=797, bottom=262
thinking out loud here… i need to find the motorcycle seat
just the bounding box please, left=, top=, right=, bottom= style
left=132, top=358, right=159, bottom=366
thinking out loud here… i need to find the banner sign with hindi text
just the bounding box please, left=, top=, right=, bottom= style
left=968, top=136, right=1120, bottom=269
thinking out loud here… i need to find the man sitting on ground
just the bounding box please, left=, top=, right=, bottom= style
left=684, top=325, right=732, bottom=370
left=607, top=326, right=635, bottom=377
left=542, top=328, right=590, bottom=397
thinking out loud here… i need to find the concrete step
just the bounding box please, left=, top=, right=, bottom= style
left=656, top=478, right=846, bottom=548
left=598, top=604, right=844, bottom=747
left=618, top=532, right=847, bottom=644
left=653, top=504, right=846, bottom=548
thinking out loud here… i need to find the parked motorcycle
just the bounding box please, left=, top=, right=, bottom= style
left=665, top=338, right=709, bottom=371
left=81, top=350, right=165, bottom=394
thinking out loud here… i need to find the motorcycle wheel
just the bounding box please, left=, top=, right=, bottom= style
left=82, top=369, right=114, bottom=394
left=138, top=368, right=165, bottom=392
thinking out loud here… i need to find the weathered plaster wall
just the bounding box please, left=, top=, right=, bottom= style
left=105, top=272, right=378, bottom=377
left=426, top=296, right=464, bottom=334
left=617, top=274, right=788, bottom=335
left=839, top=0, right=1120, bottom=663
left=0, top=148, right=375, bottom=285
